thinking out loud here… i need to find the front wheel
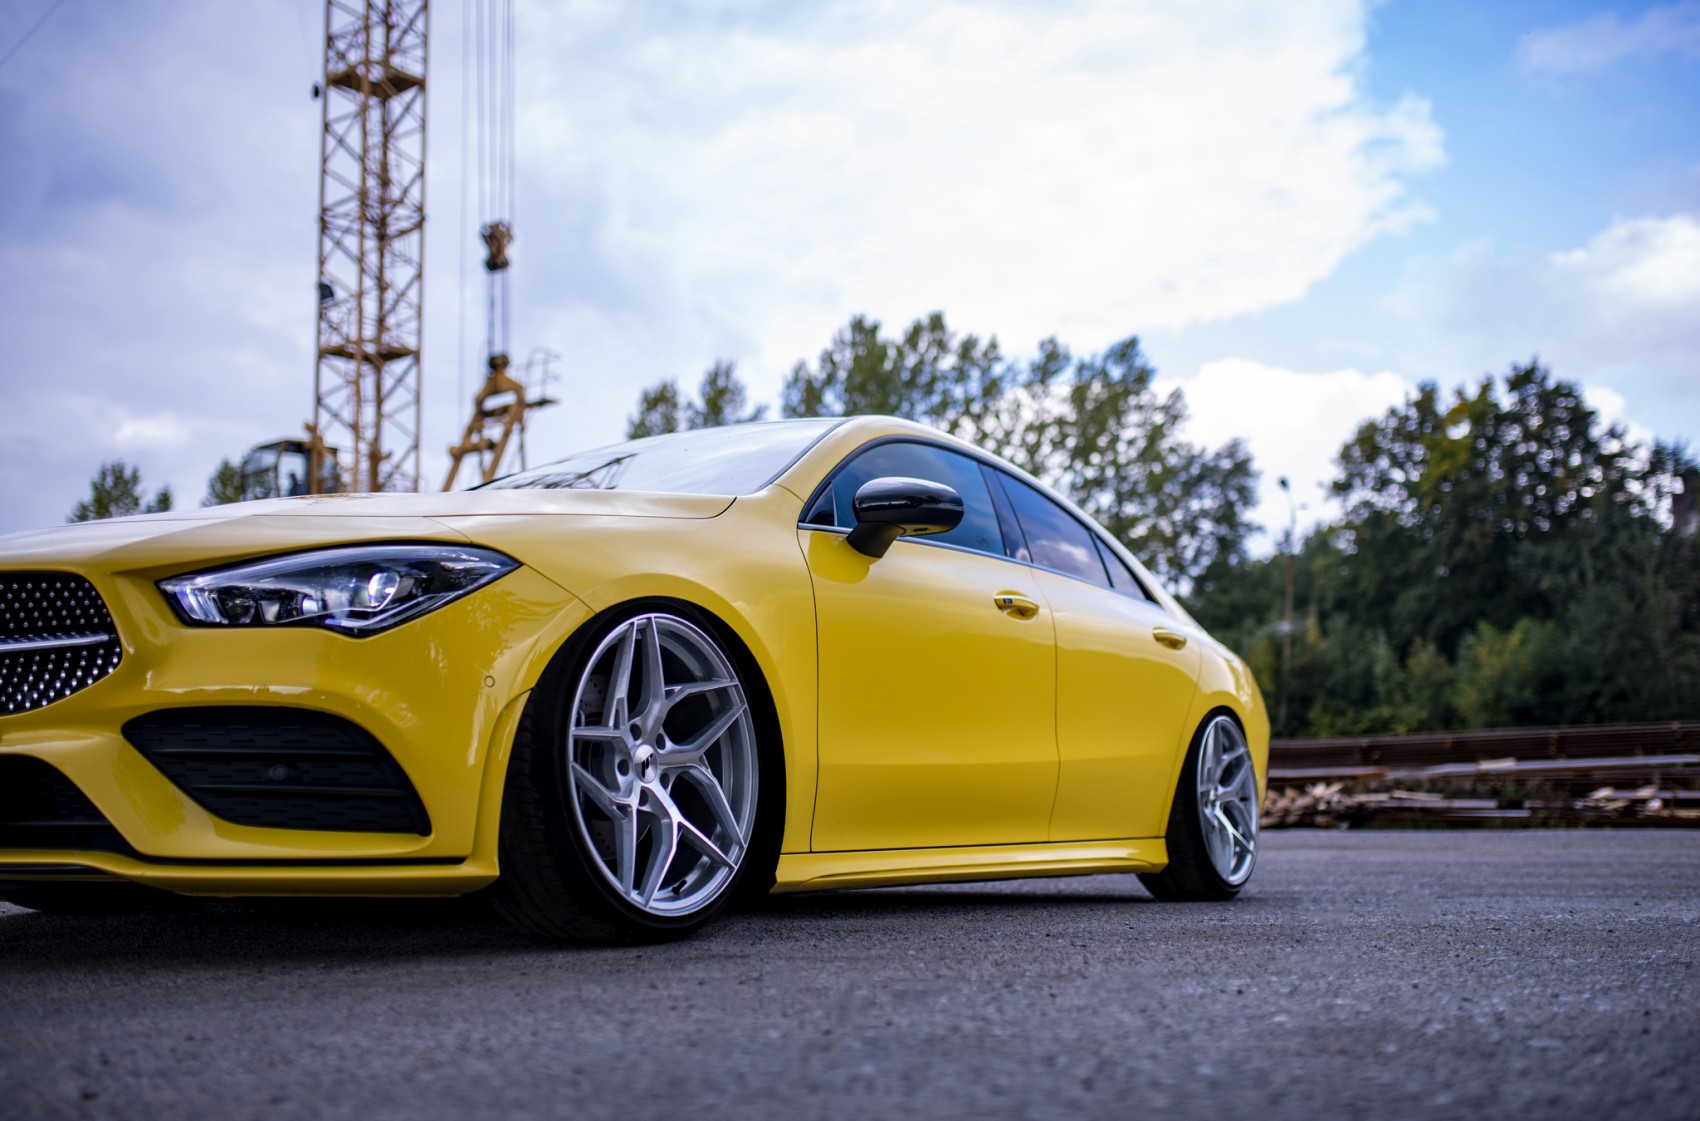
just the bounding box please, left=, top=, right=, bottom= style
left=1138, top=713, right=1259, bottom=901
left=492, top=607, right=771, bottom=943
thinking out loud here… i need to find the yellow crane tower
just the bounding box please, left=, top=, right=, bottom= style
left=240, top=0, right=427, bottom=498
left=311, top=0, right=429, bottom=494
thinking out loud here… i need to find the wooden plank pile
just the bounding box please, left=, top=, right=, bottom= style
left=1261, top=722, right=1700, bottom=828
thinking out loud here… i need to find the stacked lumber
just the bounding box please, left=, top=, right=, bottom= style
left=1261, top=723, right=1700, bottom=828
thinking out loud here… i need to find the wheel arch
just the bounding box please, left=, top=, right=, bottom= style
left=491, top=592, right=793, bottom=900
left=1154, top=644, right=1270, bottom=832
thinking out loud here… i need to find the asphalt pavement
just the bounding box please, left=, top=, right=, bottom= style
left=2, top=829, right=1697, bottom=1121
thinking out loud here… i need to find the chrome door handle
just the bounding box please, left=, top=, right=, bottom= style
left=1152, top=626, right=1188, bottom=650
left=993, top=592, right=1041, bottom=620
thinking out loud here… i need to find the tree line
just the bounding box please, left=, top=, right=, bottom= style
left=65, top=309, right=1697, bottom=734
left=628, top=311, right=1700, bottom=736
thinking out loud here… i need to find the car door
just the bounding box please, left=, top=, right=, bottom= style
left=800, top=440, right=1058, bottom=852
left=992, top=471, right=1202, bottom=841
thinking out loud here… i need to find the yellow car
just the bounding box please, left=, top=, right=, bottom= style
left=0, top=417, right=1267, bottom=941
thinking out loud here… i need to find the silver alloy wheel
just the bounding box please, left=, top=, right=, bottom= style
left=565, top=613, right=757, bottom=917
left=1196, top=715, right=1258, bottom=886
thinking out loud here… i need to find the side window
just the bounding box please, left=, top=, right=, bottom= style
left=983, top=463, right=1031, bottom=563
left=810, top=441, right=1007, bottom=558
left=1094, top=536, right=1154, bottom=600
left=996, top=473, right=1111, bottom=587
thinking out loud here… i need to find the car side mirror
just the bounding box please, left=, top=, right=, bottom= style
left=846, top=477, right=964, bottom=559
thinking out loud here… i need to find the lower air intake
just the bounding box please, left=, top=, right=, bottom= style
left=123, top=708, right=431, bottom=835
left=0, top=755, right=136, bottom=854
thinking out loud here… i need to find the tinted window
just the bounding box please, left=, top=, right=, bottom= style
left=484, top=419, right=841, bottom=496
left=1094, top=537, right=1152, bottom=599
left=813, top=442, right=1006, bottom=558
left=997, top=473, right=1110, bottom=586
left=984, top=463, right=1032, bottom=562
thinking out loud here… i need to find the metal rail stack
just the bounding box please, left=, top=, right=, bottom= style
left=1263, top=722, right=1700, bottom=827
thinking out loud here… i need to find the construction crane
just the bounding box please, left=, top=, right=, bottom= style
left=443, top=0, right=554, bottom=490
left=309, top=0, right=429, bottom=494
left=240, top=0, right=547, bottom=500
left=242, top=0, right=428, bottom=499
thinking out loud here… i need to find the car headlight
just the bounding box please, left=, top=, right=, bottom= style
left=159, top=545, right=519, bottom=637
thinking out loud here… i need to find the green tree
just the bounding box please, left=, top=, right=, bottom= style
left=627, top=380, right=684, bottom=439
left=1332, top=361, right=1643, bottom=653
left=782, top=313, right=1258, bottom=589
left=203, top=457, right=251, bottom=506
left=1200, top=359, right=1699, bottom=735
left=69, top=461, right=172, bottom=522
left=627, top=362, right=767, bottom=439
left=782, top=312, right=1005, bottom=439
left=1452, top=619, right=1565, bottom=729
left=688, top=361, right=768, bottom=429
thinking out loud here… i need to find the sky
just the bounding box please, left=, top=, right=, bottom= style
left=0, top=0, right=1695, bottom=545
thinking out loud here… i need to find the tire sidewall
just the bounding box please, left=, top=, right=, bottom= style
left=1172, top=711, right=1254, bottom=897
left=505, top=598, right=779, bottom=939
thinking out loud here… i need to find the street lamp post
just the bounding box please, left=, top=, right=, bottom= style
left=1278, top=477, right=1296, bottom=733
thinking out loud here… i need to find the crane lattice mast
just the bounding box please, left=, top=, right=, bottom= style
left=312, top=0, right=429, bottom=493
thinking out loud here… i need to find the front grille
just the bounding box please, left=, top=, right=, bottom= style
left=0, top=755, right=136, bottom=853
left=124, top=708, right=431, bottom=835
left=0, top=572, right=123, bottom=715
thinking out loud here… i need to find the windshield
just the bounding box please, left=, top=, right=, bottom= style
left=482, top=419, right=844, bottom=495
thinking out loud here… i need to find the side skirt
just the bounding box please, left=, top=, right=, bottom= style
left=773, top=838, right=1167, bottom=894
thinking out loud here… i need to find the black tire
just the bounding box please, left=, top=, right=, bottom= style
left=1138, top=712, right=1259, bottom=902
left=491, top=601, right=783, bottom=943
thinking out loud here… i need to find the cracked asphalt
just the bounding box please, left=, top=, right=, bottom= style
left=2, top=830, right=1696, bottom=1121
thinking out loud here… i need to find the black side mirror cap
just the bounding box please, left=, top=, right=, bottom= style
left=846, top=477, right=965, bottom=558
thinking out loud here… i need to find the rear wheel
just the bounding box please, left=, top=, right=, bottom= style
left=492, top=606, right=771, bottom=942
left=1139, top=713, right=1259, bottom=901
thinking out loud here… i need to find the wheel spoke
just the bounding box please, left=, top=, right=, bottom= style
left=682, top=763, right=746, bottom=851
left=571, top=761, right=624, bottom=817
left=661, top=678, right=740, bottom=719
left=677, top=815, right=736, bottom=869
left=573, top=724, right=625, bottom=744
left=1219, top=747, right=1248, bottom=789
left=638, top=618, right=667, bottom=720
left=605, top=623, right=638, bottom=726
left=1214, top=806, right=1251, bottom=854
left=638, top=791, right=679, bottom=907
left=1204, top=812, right=1229, bottom=871
left=661, top=700, right=747, bottom=765
left=614, top=798, right=640, bottom=896
left=1197, top=723, right=1219, bottom=799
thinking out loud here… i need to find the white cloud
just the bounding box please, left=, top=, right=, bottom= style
left=1553, top=213, right=1700, bottom=312
left=0, top=0, right=1445, bottom=535
left=1385, top=213, right=1700, bottom=425
left=1157, top=359, right=1413, bottom=545
left=511, top=0, right=1442, bottom=447
left=1517, top=2, right=1700, bottom=75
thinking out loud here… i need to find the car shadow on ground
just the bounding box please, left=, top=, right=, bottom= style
left=0, top=875, right=1209, bottom=968
left=752, top=882, right=1160, bottom=915
left=0, top=896, right=540, bottom=970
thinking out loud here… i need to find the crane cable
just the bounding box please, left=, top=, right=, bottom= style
left=0, top=0, right=69, bottom=74
left=456, top=0, right=472, bottom=413
left=471, top=0, right=515, bottom=368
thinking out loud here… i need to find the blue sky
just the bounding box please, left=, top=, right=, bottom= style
left=0, top=0, right=1695, bottom=543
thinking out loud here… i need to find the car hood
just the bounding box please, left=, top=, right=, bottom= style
left=0, top=490, right=735, bottom=572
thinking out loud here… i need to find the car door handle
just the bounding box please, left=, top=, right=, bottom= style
left=993, top=592, right=1041, bottom=620
left=1152, top=626, right=1188, bottom=650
